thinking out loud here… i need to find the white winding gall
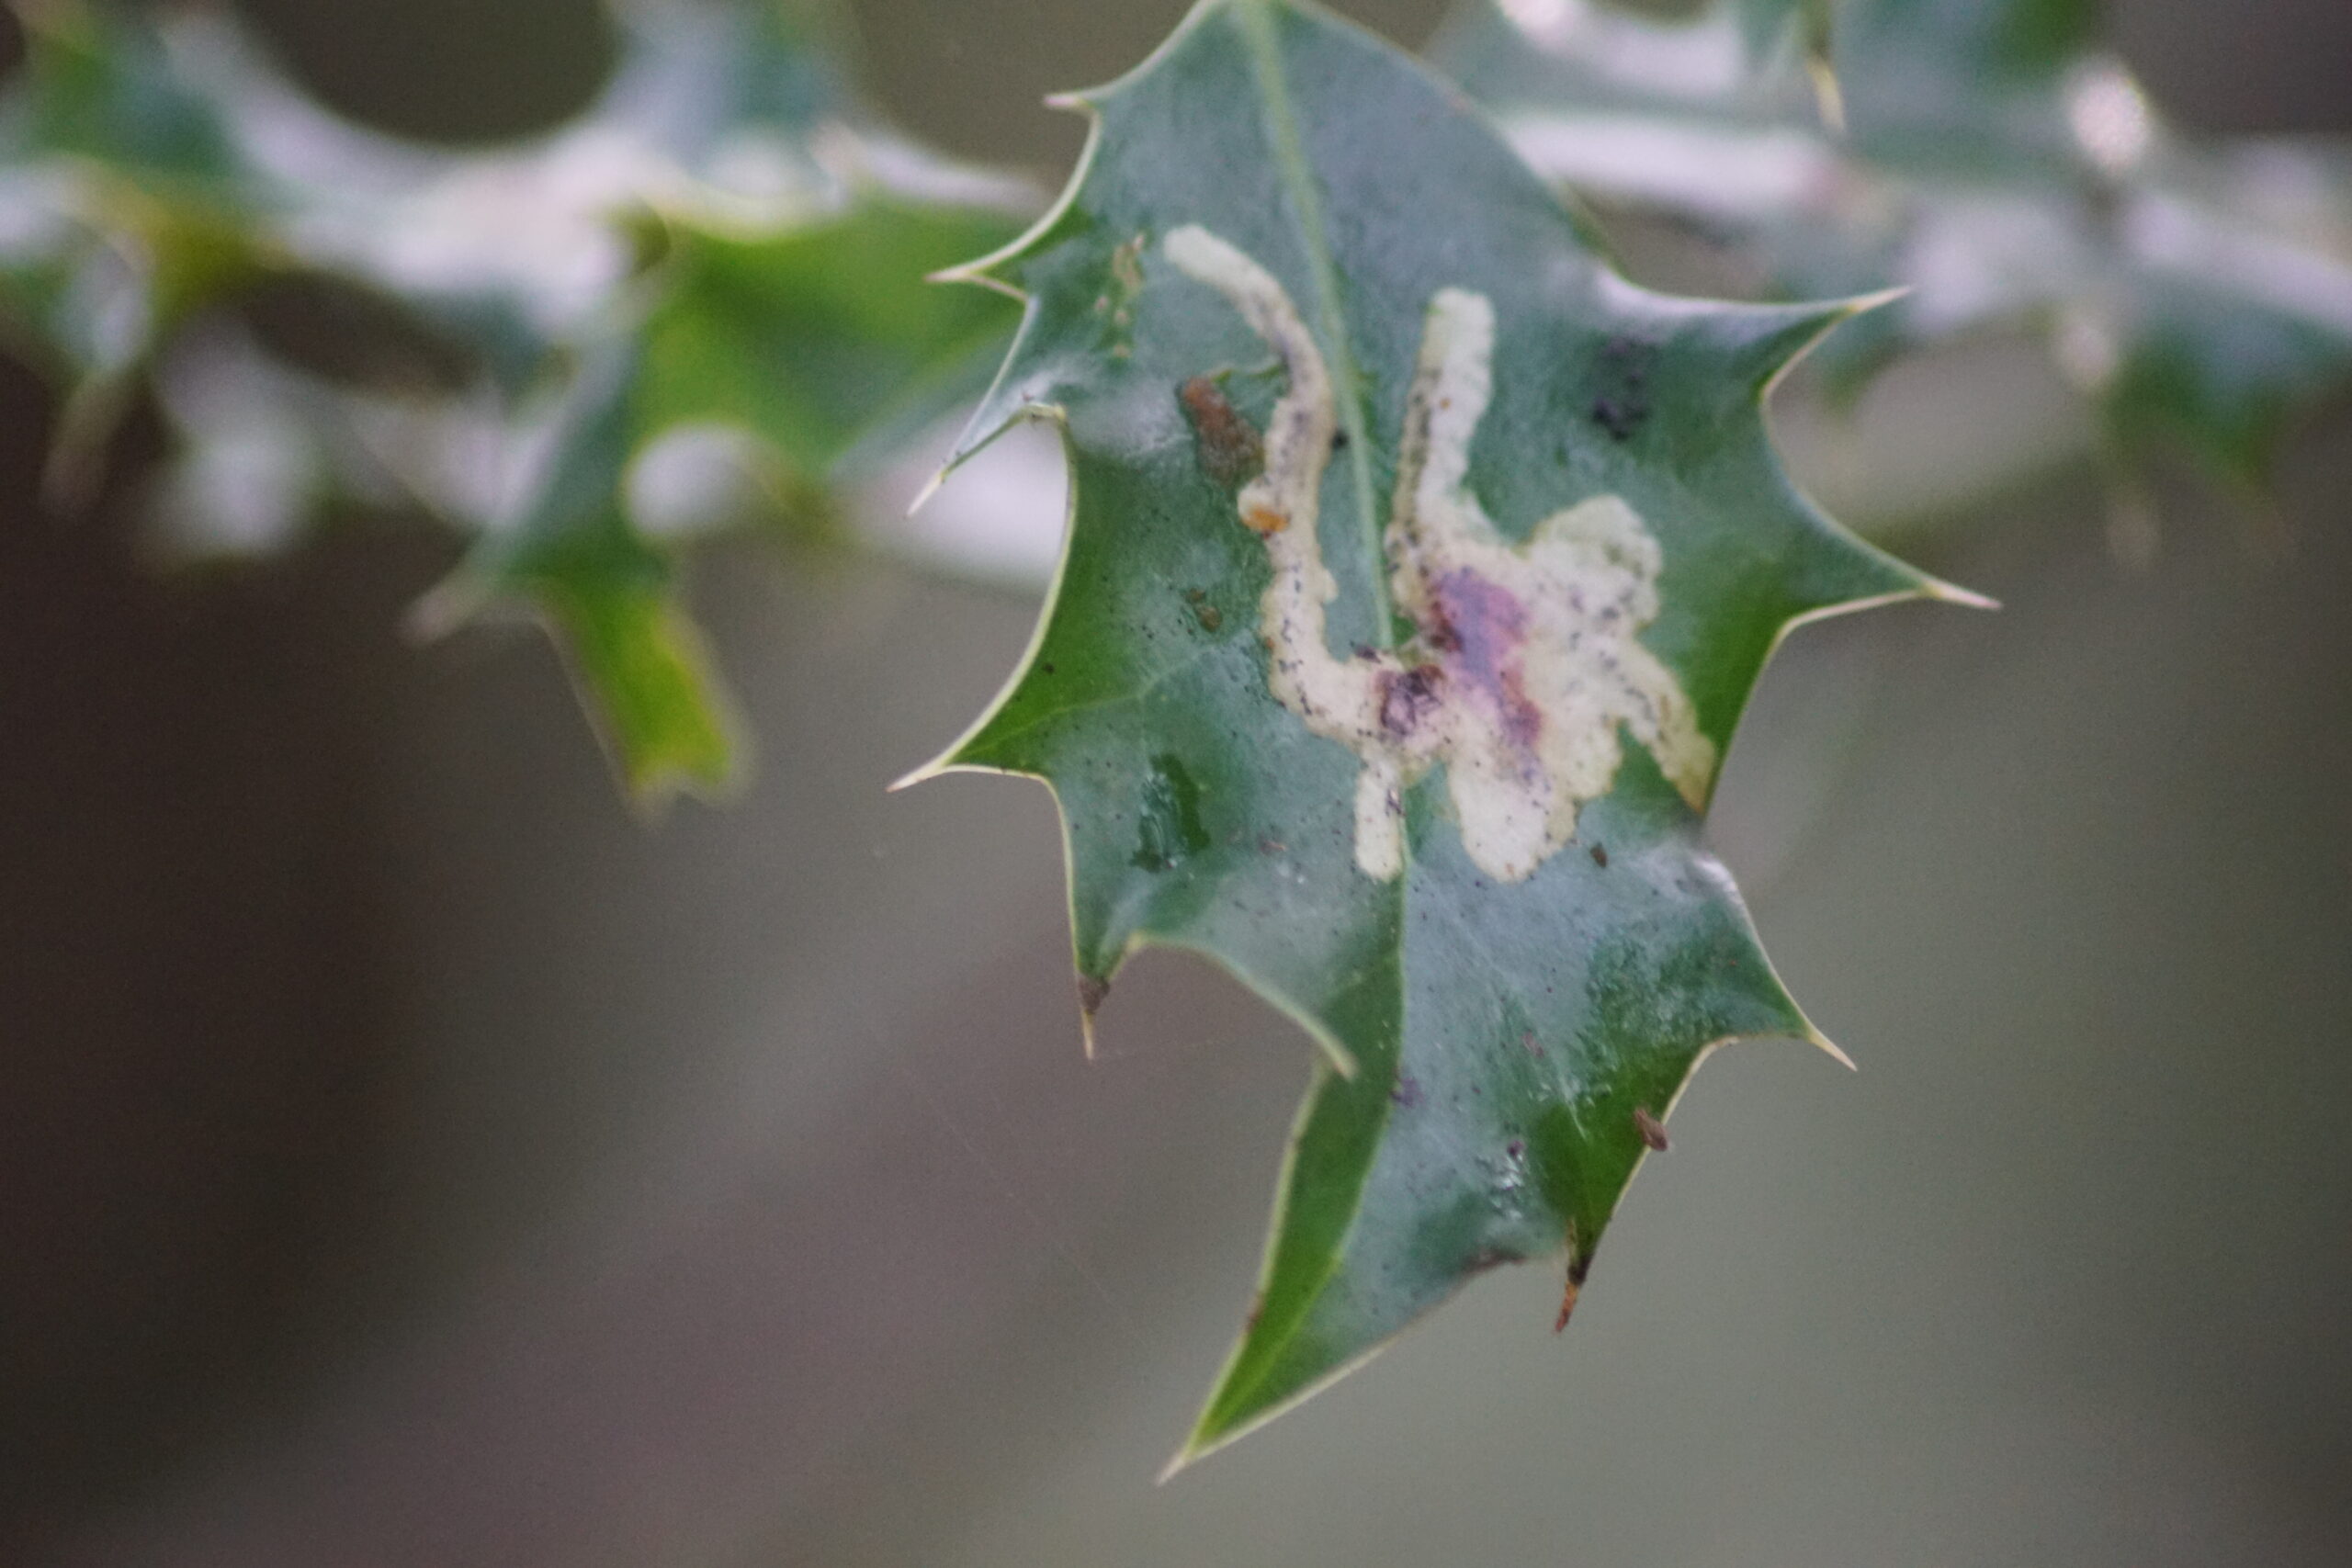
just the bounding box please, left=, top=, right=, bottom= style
left=1164, top=225, right=1716, bottom=884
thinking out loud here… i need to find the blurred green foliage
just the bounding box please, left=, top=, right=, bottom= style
left=1440, top=0, right=2352, bottom=546
left=5, top=0, right=2344, bottom=793
left=0, top=0, right=1024, bottom=798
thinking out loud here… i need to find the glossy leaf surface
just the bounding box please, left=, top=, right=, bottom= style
left=915, top=0, right=1970, bottom=1466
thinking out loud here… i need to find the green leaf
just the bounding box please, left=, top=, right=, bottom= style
left=601, top=0, right=854, bottom=152
left=421, top=344, right=746, bottom=807
left=417, top=195, right=1021, bottom=803
left=405, top=202, right=1022, bottom=804
left=536, top=570, right=744, bottom=805
left=1582, top=0, right=1830, bottom=62
left=0, top=0, right=1032, bottom=797
left=0, top=0, right=284, bottom=491
left=912, top=0, right=1977, bottom=1467
left=1438, top=0, right=2352, bottom=518
left=0, top=0, right=248, bottom=184
left=638, top=198, right=1026, bottom=481
left=2102, top=266, right=2352, bottom=496
left=1831, top=0, right=2100, bottom=171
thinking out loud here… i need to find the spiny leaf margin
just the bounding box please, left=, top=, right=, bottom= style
left=910, top=0, right=1984, bottom=1471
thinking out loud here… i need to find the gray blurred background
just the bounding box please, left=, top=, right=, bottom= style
left=2, top=1, right=2349, bottom=1563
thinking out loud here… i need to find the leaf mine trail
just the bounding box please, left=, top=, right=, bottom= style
left=917, top=0, right=1982, bottom=1472
left=1166, top=224, right=1715, bottom=884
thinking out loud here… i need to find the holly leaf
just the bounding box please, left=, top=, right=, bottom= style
left=637, top=198, right=1026, bottom=485
left=1437, top=0, right=2352, bottom=524
left=415, top=344, right=744, bottom=804
left=429, top=195, right=1022, bottom=805
left=909, top=0, right=1980, bottom=1467
left=0, top=0, right=1031, bottom=802
left=0, top=0, right=285, bottom=492
left=1831, top=0, right=2102, bottom=171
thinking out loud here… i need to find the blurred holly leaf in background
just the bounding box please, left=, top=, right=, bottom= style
left=1437, top=0, right=2352, bottom=554
left=0, top=0, right=1028, bottom=799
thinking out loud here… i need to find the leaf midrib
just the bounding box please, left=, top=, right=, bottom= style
left=1232, top=0, right=1393, bottom=646
left=1220, top=6, right=1420, bottom=1425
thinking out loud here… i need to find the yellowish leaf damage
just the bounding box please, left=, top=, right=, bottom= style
left=1164, top=225, right=1715, bottom=884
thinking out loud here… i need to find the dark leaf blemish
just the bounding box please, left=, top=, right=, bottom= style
left=1180, top=374, right=1265, bottom=488
left=1591, top=394, right=1646, bottom=441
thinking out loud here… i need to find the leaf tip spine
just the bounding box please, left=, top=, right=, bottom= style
left=888, top=750, right=1033, bottom=794
left=403, top=572, right=486, bottom=644
left=1757, top=288, right=1908, bottom=395
left=1924, top=578, right=2001, bottom=612
left=886, top=755, right=946, bottom=793
left=905, top=466, right=948, bottom=518
left=1808, top=1027, right=1859, bottom=1072
left=1175, top=1330, right=1400, bottom=1477
left=1154, top=1441, right=1203, bottom=1486
left=621, top=765, right=726, bottom=818
left=927, top=259, right=1025, bottom=300
left=1076, top=972, right=1112, bottom=1059
left=1837, top=285, right=1912, bottom=319
left=1808, top=57, right=1849, bottom=138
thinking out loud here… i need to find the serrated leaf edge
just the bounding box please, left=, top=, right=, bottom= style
left=1163, top=1017, right=1845, bottom=1478
left=901, top=0, right=1997, bottom=1472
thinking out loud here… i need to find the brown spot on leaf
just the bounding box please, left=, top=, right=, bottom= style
left=1589, top=842, right=1609, bottom=869
left=1591, top=394, right=1646, bottom=442
left=1634, top=1107, right=1670, bottom=1152
left=1242, top=502, right=1287, bottom=536
left=1077, top=975, right=1111, bottom=1019
left=1555, top=1226, right=1589, bottom=1332
left=1591, top=335, right=1654, bottom=442
left=1180, top=375, right=1265, bottom=490
left=1554, top=1279, right=1579, bottom=1333
left=1110, top=234, right=1148, bottom=299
